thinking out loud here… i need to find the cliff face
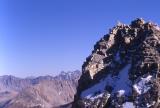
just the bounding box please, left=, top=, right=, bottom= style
left=73, top=18, right=160, bottom=108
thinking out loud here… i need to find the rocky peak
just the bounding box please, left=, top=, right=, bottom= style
left=73, top=18, right=160, bottom=108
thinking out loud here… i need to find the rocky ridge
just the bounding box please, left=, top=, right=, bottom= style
left=73, top=18, right=160, bottom=108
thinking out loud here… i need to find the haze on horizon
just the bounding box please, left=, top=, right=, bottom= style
left=0, top=0, right=160, bottom=77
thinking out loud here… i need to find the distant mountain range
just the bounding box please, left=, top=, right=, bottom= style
left=0, top=70, right=81, bottom=108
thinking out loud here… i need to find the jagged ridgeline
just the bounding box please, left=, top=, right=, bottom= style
left=73, top=18, right=160, bottom=108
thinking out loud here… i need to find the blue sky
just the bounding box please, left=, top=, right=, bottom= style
left=0, top=0, right=160, bottom=77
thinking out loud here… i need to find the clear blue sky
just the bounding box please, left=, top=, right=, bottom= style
left=0, top=0, right=160, bottom=77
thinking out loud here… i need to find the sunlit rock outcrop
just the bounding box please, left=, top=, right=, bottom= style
left=73, top=18, right=160, bottom=108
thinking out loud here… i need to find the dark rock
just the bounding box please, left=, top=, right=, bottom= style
left=73, top=18, right=160, bottom=108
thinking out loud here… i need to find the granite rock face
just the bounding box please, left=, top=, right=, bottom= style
left=73, top=18, right=160, bottom=108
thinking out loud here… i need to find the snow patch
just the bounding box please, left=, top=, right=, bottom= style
left=117, top=90, right=125, bottom=97
left=115, top=52, right=120, bottom=61
left=154, top=25, right=160, bottom=31
left=89, top=92, right=110, bottom=101
left=146, top=101, right=155, bottom=107
left=133, top=75, right=152, bottom=95
left=90, top=93, right=104, bottom=100
left=80, top=74, right=113, bottom=99
left=112, top=64, right=132, bottom=95
left=81, top=64, right=131, bottom=99
left=122, top=102, right=135, bottom=108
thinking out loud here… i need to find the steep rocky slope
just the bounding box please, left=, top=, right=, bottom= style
left=0, top=70, right=80, bottom=108
left=73, top=18, right=160, bottom=108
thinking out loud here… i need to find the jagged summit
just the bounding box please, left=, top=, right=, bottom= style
left=73, top=18, right=160, bottom=108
